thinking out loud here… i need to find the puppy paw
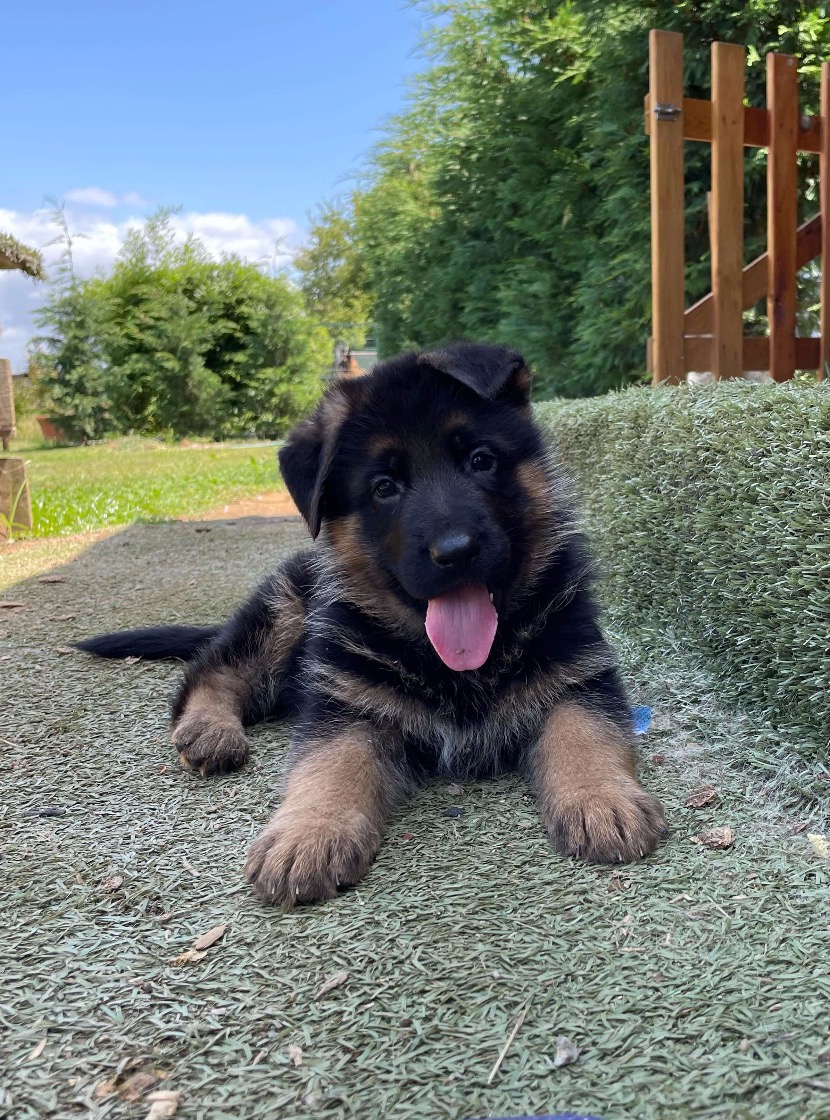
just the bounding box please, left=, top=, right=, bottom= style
left=172, top=711, right=250, bottom=776
left=545, top=780, right=668, bottom=864
left=244, top=809, right=381, bottom=906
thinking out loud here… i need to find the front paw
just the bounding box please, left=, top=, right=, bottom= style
left=545, top=779, right=668, bottom=864
left=172, top=711, right=250, bottom=776
left=244, top=809, right=381, bottom=907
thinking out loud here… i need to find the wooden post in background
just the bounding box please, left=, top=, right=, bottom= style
left=767, top=53, right=798, bottom=382
left=820, top=62, right=830, bottom=382
left=711, top=42, right=745, bottom=379
left=0, top=358, right=16, bottom=452
left=649, top=30, right=685, bottom=385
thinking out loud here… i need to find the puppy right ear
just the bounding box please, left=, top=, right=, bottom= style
left=278, top=384, right=354, bottom=539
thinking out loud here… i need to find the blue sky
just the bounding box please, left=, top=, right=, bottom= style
left=1, top=1, right=427, bottom=369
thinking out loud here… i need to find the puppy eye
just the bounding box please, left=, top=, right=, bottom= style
left=372, top=477, right=399, bottom=500
left=470, top=449, right=497, bottom=473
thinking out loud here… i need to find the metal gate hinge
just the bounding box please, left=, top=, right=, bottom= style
left=653, top=102, right=681, bottom=121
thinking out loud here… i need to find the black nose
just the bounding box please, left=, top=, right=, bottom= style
left=429, top=531, right=479, bottom=568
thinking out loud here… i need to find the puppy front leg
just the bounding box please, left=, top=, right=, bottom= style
left=530, top=700, right=667, bottom=863
left=245, top=724, right=410, bottom=906
left=171, top=558, right=309, bottom=775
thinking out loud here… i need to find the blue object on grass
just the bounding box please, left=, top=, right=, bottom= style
left=631, top=705, right=652, bottom=735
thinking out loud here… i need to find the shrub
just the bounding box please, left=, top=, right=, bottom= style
left=536, top=382, right=830, bottom=744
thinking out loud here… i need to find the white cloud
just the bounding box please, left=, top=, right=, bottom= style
left=0, top=198, right=304, bottom=373
left=64, top=187, right=149, bottom=208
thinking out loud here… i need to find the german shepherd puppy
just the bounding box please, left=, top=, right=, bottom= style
left=78, top=344, right=667, bottom=905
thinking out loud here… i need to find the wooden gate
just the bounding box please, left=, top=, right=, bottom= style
left=646, top=29, right=829, bottom=384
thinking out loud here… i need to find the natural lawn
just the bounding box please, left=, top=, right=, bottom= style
left=6, top=426, right=283, bottom=537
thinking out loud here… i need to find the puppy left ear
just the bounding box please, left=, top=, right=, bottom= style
left=418, top=343, right=531, bottom=408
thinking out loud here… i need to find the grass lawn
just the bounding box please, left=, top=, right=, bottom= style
left=6, top=417, right=283, bottom=537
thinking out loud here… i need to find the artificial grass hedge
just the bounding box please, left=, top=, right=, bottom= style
left=535, top=381, right=830, bottom=743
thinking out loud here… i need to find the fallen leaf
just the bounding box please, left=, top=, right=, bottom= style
left=145, top=1090, right=181, bottom=1119
left=38, top=575, right=67, bottom=583
left=156, top=912, right=173, bottom=923
left=103, top=874, right=124, bottom=892
left=124, top=655, right=141, bottom=664
left=650, top=754, right=667, bottom=764
left=119, top=1070, right=159, bottom=1102
left=94, top=1077, right=119, bottom=1100
left=400, top=832, right=414, bottom=840
left=807, top=833, right=830, bottom=859
left=315, top=970, right=349, bottom=998
left=446, top=783, right=465, bottom=796
left=288, top=1044, right=304, bottom=1067
left=169, top=949, right=207, bottom=966
left=192, top=923, right=227, bottom=951
left=0, top=630, right=8, bottom=639
left=251, top=1049, right=268, bottom=1066
left=26, top=1037, right=47, bottom=1061
left=49, top=613, right=76, bottom=621
left=685, top=785, right=719, bottom=809
left=0, top=601, right=25, bottom=609
left=607, top=872, right=631, bottom=893
left=552, top=1035, right=580, bottom=1068
left=55, top=646, right=76, bottom=655
left=692, top=826, right=735, bottom=850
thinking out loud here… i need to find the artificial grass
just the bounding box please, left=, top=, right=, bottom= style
left=2, top=518, right=829, bottom=1120
left=5, top=436, right=283, bottom=537
left=535, top=382, right=830, bottom=760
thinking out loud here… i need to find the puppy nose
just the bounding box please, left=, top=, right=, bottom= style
left=429, top=531, right=479, bottom=568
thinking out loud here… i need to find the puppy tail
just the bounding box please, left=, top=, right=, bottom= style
left=75, top=625, right=220, bottom=661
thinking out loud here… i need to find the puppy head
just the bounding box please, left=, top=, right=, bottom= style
left=279, top=344, right=554, bottom=670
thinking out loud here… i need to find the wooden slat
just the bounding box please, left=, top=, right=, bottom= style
left=685, top=215, right=821, bottom=333
left=767, top=53, right=799, bottom=383
left=649, top=30, right=685, bottom=385
left=0, top=457, right=32, bottom=537
left=644, top=94, right=822, bottom=153
left=821, top=63, right=830, bottom=382
left=647, top=335, right=820, bottom=374
left=711, top=42, right=745, bottom=379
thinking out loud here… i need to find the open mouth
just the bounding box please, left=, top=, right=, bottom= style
left=424, top=583, right=498, bottom=672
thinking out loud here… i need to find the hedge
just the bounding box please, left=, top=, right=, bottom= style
left=535, top=381, right=830, bottom=744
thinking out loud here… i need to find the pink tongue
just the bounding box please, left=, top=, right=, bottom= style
left=425, top=584, right=498, bottom=671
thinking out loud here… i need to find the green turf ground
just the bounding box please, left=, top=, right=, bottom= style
left=6, top=420, right=283, bottom=537
left=2, top=519, right=829, bottom=1120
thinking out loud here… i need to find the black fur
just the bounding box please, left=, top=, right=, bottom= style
left=75, top=625, right=219, bottom=661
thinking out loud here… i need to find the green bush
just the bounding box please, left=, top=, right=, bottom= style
left=32, top=212, right=329, bottom=442
left=535, top=382, right=830, bottom=742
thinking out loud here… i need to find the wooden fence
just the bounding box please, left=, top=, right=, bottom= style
left=646, top=29, right=829, bottom=384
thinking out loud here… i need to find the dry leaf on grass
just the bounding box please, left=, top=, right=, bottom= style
left=124, top=655, right=141, bottom=665
left=192, top=923, right=227, bottom=950
left=684, top=785, right=719, bottom=809
left=26, top=1038, right=47, bottom=1061
left=50, top=613, right=76, bottom=621
left=169, top=949, right=207, bottom=966
left=0, top=601, right=26, bottom=609
left=446, top=783, right=465, bottom=796
left=55, top=646, right=76, bottom=655
left=692, top=826, right=735, bottom=850
left=119, top=1070, right=160, bottom=1102
left=145, top=1091, right=181, bottom=1119
left=38, top=575, right=67, bottom=584
left=315, top=970, right=349, bottom=998
left=552, top=1035, right=580, bottom=1068
left=807, top=833, right=830, bottom=859
left=103, top=874, right=124, bottom=892
left=288, top=1045, right=304, bottom=1067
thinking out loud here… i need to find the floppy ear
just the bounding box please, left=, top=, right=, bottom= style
left=418, top=343, right=531, bottom=408
left=278, top=386, right=353, bottom=539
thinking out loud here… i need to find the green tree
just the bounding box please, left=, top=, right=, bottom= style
left=294, top=197, right=373, bottom=347
left=32, top=210, right=328, bottom=441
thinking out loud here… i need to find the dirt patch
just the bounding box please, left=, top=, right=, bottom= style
left=184, top=490, right=299, bottom=520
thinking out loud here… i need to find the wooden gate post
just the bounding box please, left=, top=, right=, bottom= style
left=649, top=29, right=685, bottom=385
left=767, top=53, right=799, bottom=383
left=711, top=42, right=745, bottom=379
left=820, top=61, right=830, bottom=382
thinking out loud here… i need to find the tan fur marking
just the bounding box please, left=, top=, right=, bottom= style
left=326, top=515, right=424, bottom=639
left=244, top=728, right=395, bottom=905
left=263, top=578, right=307, bottom=673
left=172, top=668, right=251, bottom=775
left=535, top=703, right=667, bottom=864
